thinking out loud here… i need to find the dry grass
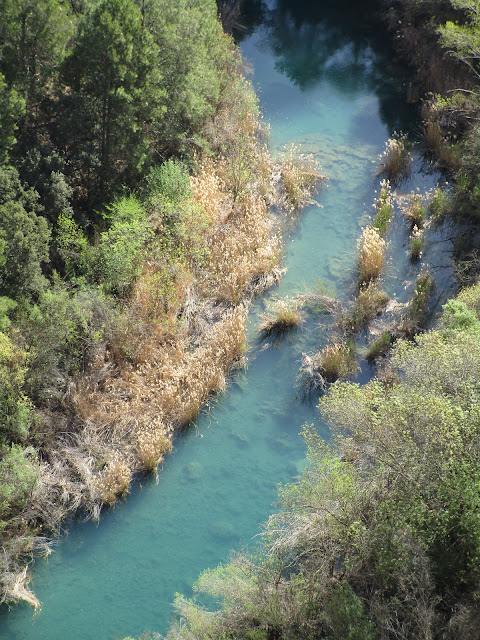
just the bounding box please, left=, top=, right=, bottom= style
left=423, top=119, right=443, bottom=153
left=279, top=145, right=325, bottom=211
left=376, top=134, right=410, bottom=183
left=345, top=284, right=389, bottom=333
left=357, top=227, right=386, bottom=286
left=259, top=299, right=303, bottom=336
left=410, top=227, right=424, bottom=261
left=318, top=341, right=357, bottom=382
left=96, top=454, right=132, bottom=506
left=404, top=192, right=426, bottom=229
left=137, top=421, right=173, bottom=473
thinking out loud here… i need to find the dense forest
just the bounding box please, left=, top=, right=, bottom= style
left=152, top=1, right=480, bottom=639
left=0, top=0, right=322, bottom=607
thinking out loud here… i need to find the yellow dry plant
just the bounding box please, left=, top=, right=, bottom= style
left=357, top=227, right=386, bottom=285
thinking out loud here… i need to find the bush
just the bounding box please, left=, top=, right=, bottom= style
left=0, top=445, right=38, bottom=533
left=24, top=280, right=112, bottom=405
left=0, top=332, right=32, bottom=445
left=0, top=201, right=50, bottom=302
left=96, top=195, right=153, bottom=296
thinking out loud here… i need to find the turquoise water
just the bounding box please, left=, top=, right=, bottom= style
left=0, top=3, right=455, bottom=639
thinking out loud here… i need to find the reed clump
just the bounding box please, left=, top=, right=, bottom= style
left=97, top=454, right=132, bottom=506
left=318, top=341, right=357, bottom=382
left=410, top=227, right=424, bottom=261
left=346, top=284, right=389, bottom=332
left=376, top=133, right=410, bottom=183
left=366, top=331, right=393, bottom=362
left=428, top=186, right=450, bottom=222
left=357, top=227, right=386, bottom=285
left=258, top=299, right=303, bottom=336
left=137, top=421, right=173, bottom=472
left=279, top=145, right=325, bottom=211
left=372, top=179, right=394, bottom=237
left=404, top=191, right=426, bottom=229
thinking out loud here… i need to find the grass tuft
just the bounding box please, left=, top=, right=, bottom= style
left=259, top=299, right=303, bottom=336
left=318, top=341, right=357, bottom=382
left=279, top=145, right=325, bottom=211
left=357, top=227, right=386, bottom=286
left=372, top=179, right=394, bottom=237
left=376, top=133, right=410, bottom=183
left=345, top=284, right=389, bottom=332
left=366, top=331, right=393, bottom=361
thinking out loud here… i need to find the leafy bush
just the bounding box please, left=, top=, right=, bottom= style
left=0, top=332, right=32, bottom=445
left=0, top=445, right=38, bottom=533
left=0, top=201, right=50, bottom=302
left=96, top=196, right=153, bottom=296
left=25, top=280, right=112, bottom=405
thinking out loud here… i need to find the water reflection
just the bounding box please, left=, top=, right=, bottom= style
left=235, top=0, right=416, bottom=134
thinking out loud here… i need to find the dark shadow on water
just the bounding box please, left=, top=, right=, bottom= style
left=235, top=0, right=417, bottom=134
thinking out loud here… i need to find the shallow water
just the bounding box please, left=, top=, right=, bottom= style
left=0, top=2, right=456, bottom=639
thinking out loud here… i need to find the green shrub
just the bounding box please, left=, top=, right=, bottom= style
left=0, top=332, right=32, bottom=445
left=0, top=201, right=50, bottom=302
left=0, top=445, right=38, bottom=533
left=25, top=280, right=112, bottom=405
left=146, top=160, right=192, bottom=203
left=97, top=196, right=153, bottom=296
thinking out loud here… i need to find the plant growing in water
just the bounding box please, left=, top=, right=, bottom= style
left=318, top=340, right=357, bottom=382
left=258, top=298, right=303, bottom=336
left=372, top=179, right=393, bottom=237
left=405, top=191, right=426, bottom=229
left=345, top=283, right=389, bottom=332
left=357, top=227, right=386, bottom=285
left=376, top=133, right=410, bottom=183
left=410, top=226, right=424, bottom=261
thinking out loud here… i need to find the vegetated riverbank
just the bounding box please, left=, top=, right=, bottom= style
left=140, top=3, right=480, bottom=640
left=0, top=0, right=323, bottom=609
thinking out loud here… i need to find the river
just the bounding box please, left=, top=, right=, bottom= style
left=0, top=1, right=455, bottom=638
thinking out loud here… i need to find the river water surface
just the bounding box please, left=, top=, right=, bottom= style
left=0, top=2, right=456, bottom=638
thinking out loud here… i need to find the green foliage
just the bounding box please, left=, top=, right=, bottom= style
left=0, top=201, right=50, bottom=301
left=25, top=280, right=111, bottom=405
left=0, top=297, right=17, bottom=332
left=0, top=444, right=38, bottom=533
left=146, top=160, right=192, bottom=203
left=55, top=213, right=91, bottom=278
left=0, top=332, right=32, bottom=445
left=148, top=161, right=210, bottom=267
left=0, top=0, right=74, bottom=104
left=96, top=195, right=152, bottom=296
left=0, top=72, right=25, bottom=165
left=62, top=0, right=161, bottom=200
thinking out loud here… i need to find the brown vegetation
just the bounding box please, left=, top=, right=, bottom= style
left=357, top=226, right=386, bottom=285
left=258, top=299, right=303, bottom=336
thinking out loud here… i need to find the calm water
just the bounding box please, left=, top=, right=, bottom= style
left=0, top=2, right=455, bottom=639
